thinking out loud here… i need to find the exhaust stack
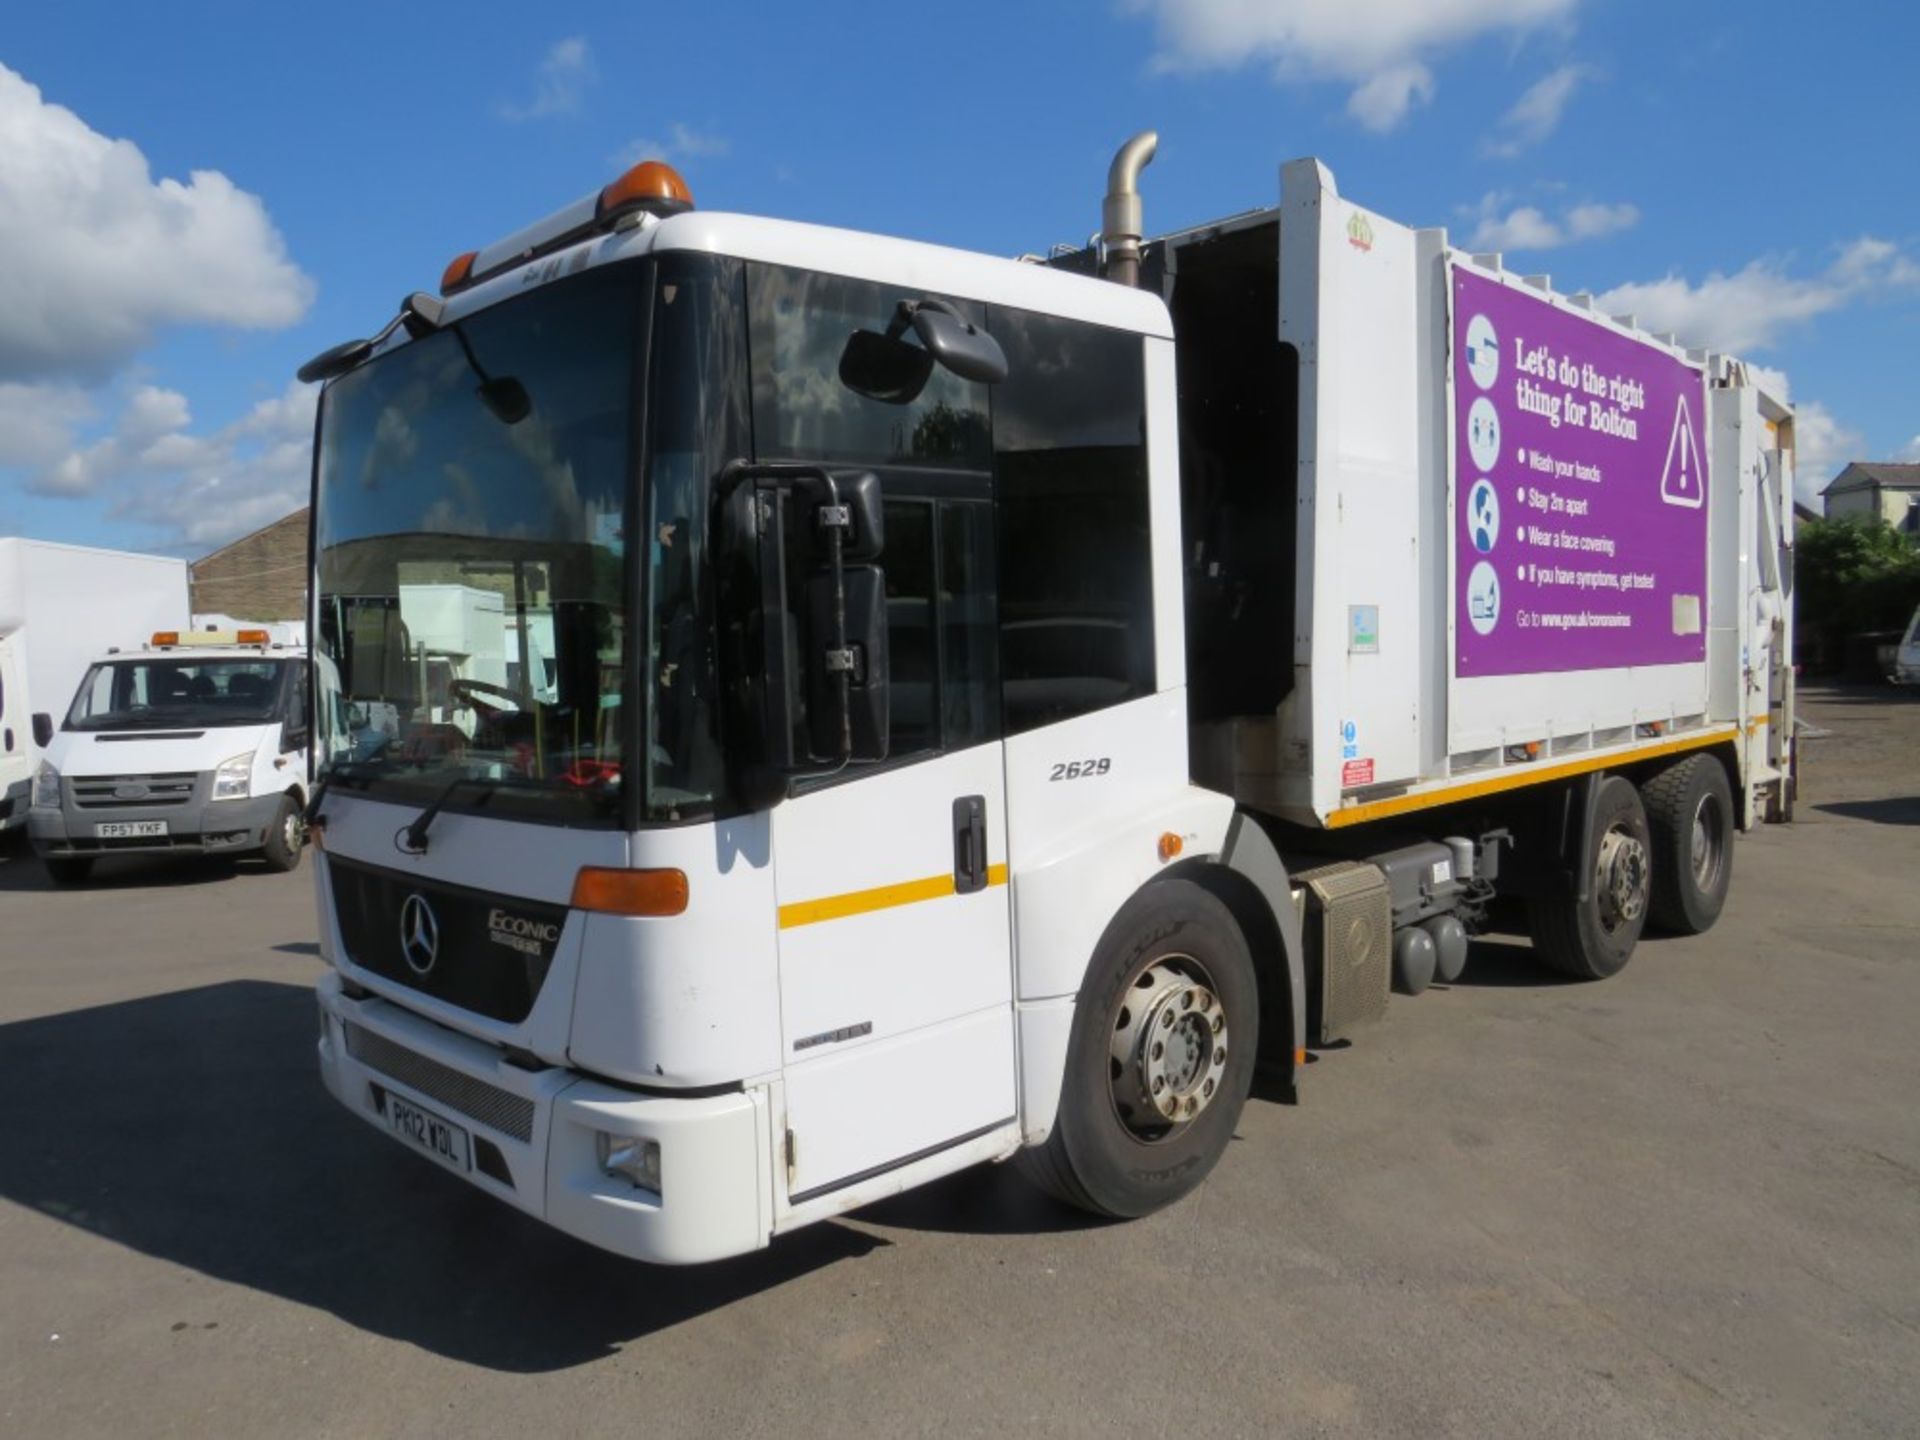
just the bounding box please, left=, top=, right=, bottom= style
left=1100, top=131, right=1158, bottom=288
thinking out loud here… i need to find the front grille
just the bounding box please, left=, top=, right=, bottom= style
left=71, top=772, right=197, bottom=809
left=328, top=857, right=567, bottom=1024
left=344, top=1022, right=536, bottom=1142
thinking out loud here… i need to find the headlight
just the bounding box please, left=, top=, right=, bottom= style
left=30, top=762, right=60, bottom=809
left=212, top=751, right=255, bottom=801
left=595, top=1132, right=661, bottom=1196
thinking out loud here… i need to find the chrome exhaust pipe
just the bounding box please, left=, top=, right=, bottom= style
left=1101, top=131, right=1158, bottom=288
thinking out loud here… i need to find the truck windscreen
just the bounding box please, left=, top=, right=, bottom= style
left=311, top=263, right=642, bottom=829
left=66, top=658, right=288, bottom=730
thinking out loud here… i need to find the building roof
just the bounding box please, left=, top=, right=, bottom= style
left=191, top=507, right=310, bottom=568
left=1821, top=462, right=1920, bottom=497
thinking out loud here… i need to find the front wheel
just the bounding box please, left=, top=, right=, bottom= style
left=1528, top=775, right=1651, bottom=980
left=1016, top=877, right=1259, bottom=1219
left=260, top=795, right=304, bottom=873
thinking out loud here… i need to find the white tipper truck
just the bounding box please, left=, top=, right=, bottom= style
left=0, top=539, right=190, bottom=836
left=302, top=135, right=1795, bottom=1263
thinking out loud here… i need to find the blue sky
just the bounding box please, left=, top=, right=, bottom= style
left=2, top=1, right=1914, bottom=556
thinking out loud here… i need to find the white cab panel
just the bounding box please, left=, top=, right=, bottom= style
left=1002, top=690, right=1235, bottom=1002
left=567, top=813, right=783, bottom=1088
left=773, top=742, right=1015, bottom=1197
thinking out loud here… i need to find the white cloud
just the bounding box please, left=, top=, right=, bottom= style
left=1898, top=434, right=1920, bottom=463
left=1594, top=236, right=1920, bottom=354
left=1346, top=63, right=1435, bottom=132
left=0, top=382, right=95, bottom=467
left=33, top=381, right=316, bottom=551
left=1746, top=364, right=1792, bottom=402
left=499, top=37, right=594, bottom=122
left=1564, top=201, right=1637, bottom=240
left=1464, top=191, right=1638, bottom=251
left=0, top=65, right=315, bottom=384
left=1484, top=64, right=1588, bottom=156
left=615, top=123, right=731, bottom=168
left=1793, top=401, right=1864, bottom=508
left=1127, top=0, right=1578, bottom=130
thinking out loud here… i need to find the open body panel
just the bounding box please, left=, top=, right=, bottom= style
left=1163, top=160, right=1793, bottom=830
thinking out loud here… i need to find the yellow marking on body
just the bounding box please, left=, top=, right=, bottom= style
left=1324, top=728, right=1736, bottom=829
left=779, top=863, right=1009, bottom=929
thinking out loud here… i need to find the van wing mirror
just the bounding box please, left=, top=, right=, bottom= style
left=32, top=712, right=53, bottom=749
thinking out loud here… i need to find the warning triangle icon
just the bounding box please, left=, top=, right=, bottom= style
left=1661, top=394, right=1705, bottom=509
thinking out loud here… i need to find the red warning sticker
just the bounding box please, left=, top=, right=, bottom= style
left=1342, top=758, right=1375, bottom=789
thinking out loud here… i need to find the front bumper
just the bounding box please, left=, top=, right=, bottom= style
left=315, top=971, right=773, bottom=1266
left=30, top=778, right=283, bottom=858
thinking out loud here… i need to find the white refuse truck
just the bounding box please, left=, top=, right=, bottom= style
left=301, top=136, right=1795, bottom=1263
left=0, top=539, right=190, bottom=836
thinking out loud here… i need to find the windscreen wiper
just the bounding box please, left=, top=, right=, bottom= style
left=398, top=774, right=498, bottom=855
left=305, top=751, right=393, bottom=828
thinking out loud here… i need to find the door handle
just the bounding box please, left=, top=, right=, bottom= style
left=952, top=795, right=986, bottom=894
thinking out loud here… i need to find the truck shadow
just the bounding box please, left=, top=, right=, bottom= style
left=0, top=980, right=881, bottom=1372
left=850, top=1159, right=1111, bottom=1238
left=1813, top=797, right=1920, bottom=827
left=0, top=847, right=257, bottom=893
left=1444, top=934, right=1577, bottom=988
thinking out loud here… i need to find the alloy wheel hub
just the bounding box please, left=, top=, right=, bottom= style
left=1110, top=957, right=1230, bottom=1137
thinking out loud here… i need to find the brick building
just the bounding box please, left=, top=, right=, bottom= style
left=190, top=508, right=309, bottom=621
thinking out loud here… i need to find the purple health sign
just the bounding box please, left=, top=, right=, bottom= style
left=1453, top=267, right=1708, bottom=678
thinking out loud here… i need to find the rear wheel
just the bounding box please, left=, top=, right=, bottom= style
left=1528, top=776, right=1651, bottom=980
left=1016, top=878, right=1259, bottom=1218
left=43, top=856, right=94, bottom=886
left=261, top=795, right=304, bottom=873
left=1642, top=754, right=1734, bottom=935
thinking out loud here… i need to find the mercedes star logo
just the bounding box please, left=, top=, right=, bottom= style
left=398, top=892, right=441, bottom=976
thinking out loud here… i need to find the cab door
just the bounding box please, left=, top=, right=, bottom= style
left=772, top=492, right=1015, bottom=1202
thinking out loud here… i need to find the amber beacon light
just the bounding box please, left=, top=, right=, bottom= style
left=598, top=160, right=694, bottom=221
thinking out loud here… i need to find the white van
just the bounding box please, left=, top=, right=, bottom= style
left=0, top=538, right=190, bottom=834
left=28, top=630, right=311, bottom=883
left=1893, top=604, right=1920, bottom=685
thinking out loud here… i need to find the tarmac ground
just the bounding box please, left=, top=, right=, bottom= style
left=1, top=684, right=1915, bottom=1438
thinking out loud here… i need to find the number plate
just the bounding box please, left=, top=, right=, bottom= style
left=376, top=1086, right=471, bottom=1173
left=95, top=820, right=167, bottom=839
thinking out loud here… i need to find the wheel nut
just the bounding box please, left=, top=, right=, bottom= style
left=1152, top=1076, right=1164, bottom=1094
left=1152, top=1041, right=1163, bottom=1061
left=1203, top=1078, right=1215, bottom=1098
left=1181, top=991, right=1194, bottom=1010
left=1161, top=1010, right=1174, bottom=1028
left=1214, top=1047, right=1226, bottom=1065
left=1212, top=1014, right=1224, bottom=1034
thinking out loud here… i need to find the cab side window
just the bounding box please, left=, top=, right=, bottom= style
left=988, top=309, right=1154, bottom=735
left=746, top=264, right=1000, bottom=770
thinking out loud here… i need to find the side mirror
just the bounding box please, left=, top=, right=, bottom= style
left=909, top=303, right=1008, bottom=385
left=806, top=565, right=889, bottom=764
left=32, top=712, right=53, bottom=749
left=839, top=330, right=934, bottom=404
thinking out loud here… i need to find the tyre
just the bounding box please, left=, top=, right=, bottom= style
left=43, top=856, right=94, bottom=886
left=261, top=794, right=304, bottom=873
left=1016, top=877, right=1259, bottom=1219
left=1527, top=775, right=1651, bottom=980
left=1641, top=754, right=1734, bottom=935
